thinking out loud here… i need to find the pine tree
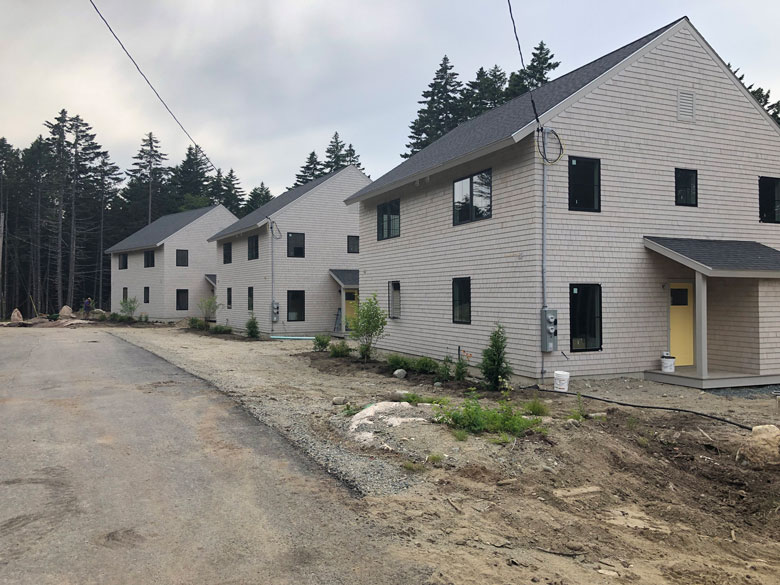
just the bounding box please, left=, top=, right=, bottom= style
left=243, top=183, right=273, bottom=215
left=94, top=151, right=122, bottom=309
left=219, top=168, right=245, bottom=215
left=324, top=132, right=348, bottom=173
left=403, top=55, right=464, bottom=158
left=344, top=144, right=364, bottom=170
left=208, top=169, right=225, bottom=207
left=122, top=132, right=169, bottom=227
left=171, top=145, right=210, bottom=210
left=461, top=65, right=507, bottom=119
left=505, top=41, right=560, bottom=100
left=732, top=66, right=780, bottom=123
left=293, top=151, right=326, bottom=186
left=45, top=109, right=70, bottom=310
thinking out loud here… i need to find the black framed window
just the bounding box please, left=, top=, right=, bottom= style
left=453, top=169, right=492, bottom=225
left=570, top=284, right=602, bottom=352
left=144, top=250, right=155, bottom=268
left=226, top=287, right=232, bottom=310
left=452, top=277, right=471, bottom=324
left=248, top=287, right=253, bottom=311
left=388, top=281, right=401, bottom=319
left=347, top=235, right=360, bottom=254
left=118, top=253, right=128, bottom=270
left=287, top=233, right=305, bottom=258
left=287, top=290, right=305, bottom=321
left=759, top=176, right=780, bottom=223
left=223, top=242, right=232, bottom=264
left=675, top=168, right=697, bottom=206
left=569, top=156, right=601, bottom=212
left=122, top=287, right=128, bottom=301
left=176, top=289, right=189, bottom=311
left=176, top=249, right=189, bottom=266
left=143, top=286, right=150, bottom=304
left=248, top=235, right=259, bottom=260
left=377, top=199, right=400, bottom=240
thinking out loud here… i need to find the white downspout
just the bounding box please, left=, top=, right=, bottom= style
left=267, top=216, right=275, bottom=333
left=541, top=127, right=549, bottom=385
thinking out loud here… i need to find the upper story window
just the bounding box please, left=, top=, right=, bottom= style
left=675, top=169, right=697, bottom=207
left=176, top=249, right=189, bottom=266
left=118, top=253, right=128, bottom=270
left=569, top=156, right=600, bottom=212
left=453, top=169, right=492, bottom=225
left=570, top=284, right=602, bottom=352
left=347, top=235, right=359, bottom=254
left=759, top=177, right=780, bottom=223
left=287, top=232, right=305, bottom=258
left=248, top=235, right=259, bottom=260
left=223, top=242, right=232, bottom=264
left=377, top=199, right=400, bottom=241
left=144, top=250, right=155, bottom=268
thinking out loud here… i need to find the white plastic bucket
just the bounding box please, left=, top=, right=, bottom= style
left=553, top=371, right=570, bottom=392
left=661, top=356, right=676, bottom=373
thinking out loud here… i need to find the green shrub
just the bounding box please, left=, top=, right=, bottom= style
left=348, top=293, right=387, bottom=362
left=434, top=395, right=542, bottom=437
left=387, top=354, right=414, bottom=371
left=313, top=334, right=330, bottom=352
left=401, top=461, right=425, bottom=473
left=109, top=312, right=120, bottom=322
left=454, top=355, right=469, bottom=381
left=489, top=432, right=513, bottom=445
left=210, top=325, right=233, bottom=335
left=401, top=392, right=448, bottom=406
left=427, top=453, right=444, bottom=466
left=246, top=313, right=260, bottom=339
left=329, top=340, right=352, bottom=358
left=435, top=355, right=453, bottom=383
left=188, top=317, right=209, bottom=331
left=480, top=324, right=513, bottom=391
left=414, top=356, right=439, bottom=375
left=47, top=313, right=60, bottom=321
left=139, top=313, right=149, bottom=323
left=523, top=397, right=550, bottom=417
left=452, top=429, right=468, bottom=441
left=119, top=297, right=139, bottom=318
left=198, top=295, right=221, bottom=320
left=96, top=312, right=107, bottom=322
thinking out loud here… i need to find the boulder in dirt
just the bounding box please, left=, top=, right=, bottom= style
left=59, top=305, right=74, bottom=318
left=332, top=396, right=347, bottom=405
left=393, top=368, right=407, bottom=379
left=386, top=389, right=409, bottom=401
left=10, top=308, right=23, bottom=322
left=91, top=308, right=106, bottom=316
left=739, top=425, right=780, bottom=466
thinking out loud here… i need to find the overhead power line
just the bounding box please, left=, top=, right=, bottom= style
left=88, top=0, right=218, bottom=173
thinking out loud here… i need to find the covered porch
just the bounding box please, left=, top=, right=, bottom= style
left=329, top=269, right=359, bottom=335
left=643, top=236, right=780, bottom=389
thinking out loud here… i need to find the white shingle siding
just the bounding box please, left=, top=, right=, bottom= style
left=357, top=24, right=780, bottom=378
left=215, top=165, right=369, bottom=334
left=109, top=206, right=236, bottom=320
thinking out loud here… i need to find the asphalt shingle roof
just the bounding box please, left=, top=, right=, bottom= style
left=644, top=237, right=780, bottom=272
left=209, top=168, right=346, bottom=242
left=329, top=269, right=359, bottom=288
left=347, top=18, right=683, bottom=203
left=105, top=205, right=218, bottom=254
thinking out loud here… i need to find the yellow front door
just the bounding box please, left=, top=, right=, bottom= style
left=669, top=283, right=694, bottom=366
left=345, top=290, right=358, bottom=329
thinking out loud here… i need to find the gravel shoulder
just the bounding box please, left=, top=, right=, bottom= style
left=108, top=326, right=780, bottom=585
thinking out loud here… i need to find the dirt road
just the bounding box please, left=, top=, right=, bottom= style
left=0, top=329, right=426, bottom=585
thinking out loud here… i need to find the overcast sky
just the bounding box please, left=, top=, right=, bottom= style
left=2, top=1, right=778, bottom=195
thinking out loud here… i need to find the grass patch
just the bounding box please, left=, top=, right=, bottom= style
left=435, top=395, right=543, bottom=437
left=489, top=432, right=513, bottom=445
left=522, top=397, right=550, bottom=417
left=452, top=429, right=468, bottom=442
left=636, top=436, right=650, bottom=449
left=401, top=461, right=426, bottom=473
left=329, top=340, right=352, bottom=358
left=209, top=325, right=233, bottom=335
left=427, top=453, right=444, bottom=466
left=401, top=392, right=449, bottom=406
left=342, top=403, right=363, bottom=416
left=568, top=392, right=587, bottom=421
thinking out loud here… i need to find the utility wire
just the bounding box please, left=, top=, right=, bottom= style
left=87, top=0, right=218, bottom=173
left=506, top=0, right=541, bottom=128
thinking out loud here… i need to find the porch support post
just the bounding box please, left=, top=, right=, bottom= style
left=340, top=288, right=346, bottom=334
left=695, top=271, right=708, bottom=379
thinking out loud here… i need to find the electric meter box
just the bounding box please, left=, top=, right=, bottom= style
left=541, top=308, right=558, bottom=352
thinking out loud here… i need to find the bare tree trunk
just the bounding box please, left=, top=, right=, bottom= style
left=56, top=189, right=63, bottom=310
left=0, top=211, right=4, bottom=318
left=66, top=187, right=76, bottom=308
left=96, top=189, right=105, bottom=309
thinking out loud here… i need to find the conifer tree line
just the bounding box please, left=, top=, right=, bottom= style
left=292, top=131, right=364, bottom=187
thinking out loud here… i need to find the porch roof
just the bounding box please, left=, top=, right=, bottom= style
left=329, top=269, right=359, bottom=288
left=644, top=236, right=780, bottom=277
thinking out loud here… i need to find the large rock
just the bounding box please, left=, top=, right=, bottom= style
left=10, top=308, right=23, bottom=323
left=739, top=425, right=780, bottom=467
left=59, top=305, right=74, bottom=319
left=393, top=368, right=407, bottom=379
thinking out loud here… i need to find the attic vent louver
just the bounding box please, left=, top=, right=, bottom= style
left=678, top=90, right=696, bottom=121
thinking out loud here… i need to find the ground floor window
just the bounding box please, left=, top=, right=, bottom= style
left=388, top=281, right=401, bottom=319
left=248, top=287, right=253, bottom=311
left=287, top=290, right=305, bottom=321
left=176, top=289, right=189, bottom=311
left=122, top=287, right=128, bottom=301
left=570, top=284, right=602, bottom=352
left=227, top=287, right=232, bottom=310
left=452, top=277, right=471, bottom=324
left=143, top=286, right=150, bottom=304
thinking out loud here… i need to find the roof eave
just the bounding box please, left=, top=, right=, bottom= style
left=208, top=218, right=269, bottom=243
left=105, top=242, right=164, bottom=255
